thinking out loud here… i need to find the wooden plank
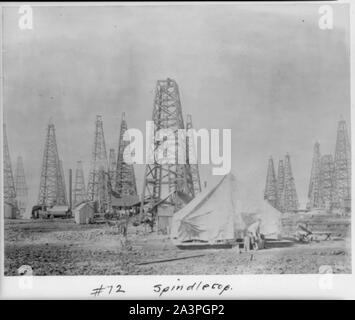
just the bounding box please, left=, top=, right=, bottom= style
left=137, top=253, right=207, bottom=265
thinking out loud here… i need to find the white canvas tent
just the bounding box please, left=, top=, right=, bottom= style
left=171, top=174, right=245, bottom=244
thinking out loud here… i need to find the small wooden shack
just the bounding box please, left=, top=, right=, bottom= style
left=4, top=202, right=17, bottom=219
left=157, top=206, right=174, bottom=234
left=73, top=202, right=95, bottom=224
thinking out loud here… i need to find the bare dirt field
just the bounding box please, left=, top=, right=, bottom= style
left=4, top=219, right=351, bottom=275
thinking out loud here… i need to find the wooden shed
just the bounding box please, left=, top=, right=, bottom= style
left=157, top=207, right=174, bottom=235
left=73, top=202, right=95, bottom=224
left=4, top=202, right=17, bottom=219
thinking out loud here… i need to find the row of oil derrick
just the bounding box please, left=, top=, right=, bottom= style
left=35, top=113, right=138, bottom=213
left=307, top=119, right=351, bottom=212
left=264, top=153, right=299, bottom=213
left=26, top=78, right=202, bottom=216
left=3, top=124, right=29, bottom=218
left=80, top=78, right=202, bottom=216
left=84, top=113, right=138, bottom=213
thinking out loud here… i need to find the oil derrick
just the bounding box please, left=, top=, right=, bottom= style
left=14, top=156, right=28, bottom=215
left=264, top=157, right=278, bottom=208
left=3, top=124, right=17, bottom=208
left=307, top=142, right=322, bottom=209
left=276, top=159, right=285, bottom=212
left=333, top=119, right=351, bottom=209
left=140, top=78, right=194, bottom=218
left=115, top=113, right=137, bottom=197
left=38, top=122, right=68, bottom=207
left=73, top=161, right=86, bottom=206
left=282, top=153, right=299, bottom=212
left=87, top=115, right=110, bottom=212
left=108, top=149, right=117, bottom=191
left=186, top=114, right=201, bottom=196
left=319, top=154, right=335, bottom=210
left=58, top=160, right=68, bottom=205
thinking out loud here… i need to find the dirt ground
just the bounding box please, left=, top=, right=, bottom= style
left=4, top=219, right=351, bottom=275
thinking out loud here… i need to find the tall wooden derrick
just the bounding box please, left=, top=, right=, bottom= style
left=3, top=124, right=18, bottom=209
left=140, top=78, right=194, bottom=218
left=38, top=122, right=68, bottom=207
left=73, top=160, right=86, bottom=206
left=264, top=157, right=278, bottom=209
left=319, top=154, right=335, bottom=210
left=58, top=159, right=68, bottom=205
left=14, top=156, right=28, bottom=215
left=333, top=120, right=351, bottom=209
left=115, top=113, right=137, bottom=197
left=307, top=142, right=322, bottom=209
left=87, top=115, right=110, bottom=213
left=276, top=159, right=285, bottom=212
left=108, top=148, right=117, bottom=191
left=186, top=114, right=202, bottom=196
left=282, top=153, right=299, bottom=212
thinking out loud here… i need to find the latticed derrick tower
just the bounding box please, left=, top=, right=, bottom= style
left=333, top=120, right=351, bottom=209
left=140, top=78, right=194, bottom=218
left=58, top=159, right=68, bottom=205
left=3, top=124, right=17, bottom=208
left=307, top=142, right=322, bottom=209
left=264, top=157, right=278, bottom=209
left=38, top=122, right=68, bottom=207
left=319, top=154, right=335, bottom=210
left=108, top=148, right=117, bottom=191
left=276, top=159, right=285, bottom=213
left=283, top=153, right=299, bottom=212
left=186, top=114, right=201, bottom=196
left=87, top=115, right=110, bottom=213
left=73, top=160, right=86, bottom=206
left=115, top=113, right=137, bottom=197
left=14, top=156, right=28, bottom=215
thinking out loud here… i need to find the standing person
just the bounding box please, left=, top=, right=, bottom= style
left=146, top=211, right=154, bottom=232
left=245, top=218, right=262, bottom=251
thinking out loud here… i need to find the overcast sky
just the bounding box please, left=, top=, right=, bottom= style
left=2, top=3, right=350, bottom=212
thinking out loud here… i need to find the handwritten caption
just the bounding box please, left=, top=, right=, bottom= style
left=90, top=279, right=232, bottom=297
left=90, top=284, right=125, bottom=297
left=153, top=279, right=232, bottom=297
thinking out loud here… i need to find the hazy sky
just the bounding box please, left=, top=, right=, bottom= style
left=2, top=3, right=350, bottom=211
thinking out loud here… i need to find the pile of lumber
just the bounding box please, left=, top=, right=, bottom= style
left=281, top=212, right=350, bottom=239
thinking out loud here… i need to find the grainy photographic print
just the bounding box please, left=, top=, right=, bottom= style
left=1, top=1, right=352, bottom=288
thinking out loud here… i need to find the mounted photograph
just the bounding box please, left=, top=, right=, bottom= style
left=1, top=2, right=351, bottom=277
